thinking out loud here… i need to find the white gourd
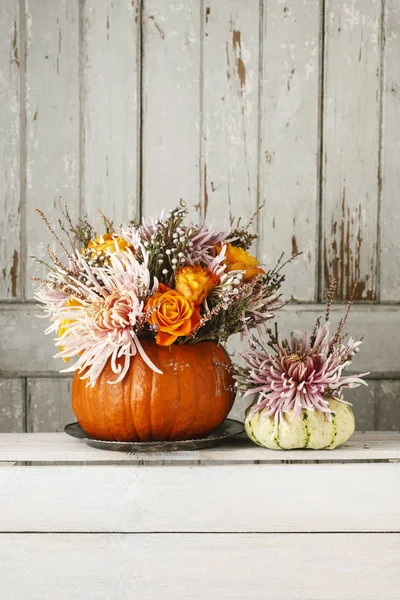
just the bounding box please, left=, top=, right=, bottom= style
left=245, top=397, right=355, bottom=450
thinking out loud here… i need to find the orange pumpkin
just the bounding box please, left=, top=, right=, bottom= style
left=72, top=340, right=235, bottom=442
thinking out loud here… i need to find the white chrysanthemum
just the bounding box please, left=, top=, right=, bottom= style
left=35, top=248, right=162, bottom=386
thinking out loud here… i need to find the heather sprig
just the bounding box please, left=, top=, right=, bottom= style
left=228, top=201, right=265, bottom=250
left=57, top=202, right=96, bottom=250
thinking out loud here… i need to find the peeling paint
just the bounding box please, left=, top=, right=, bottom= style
left=10, top=250, right=19, bottom=297
left=287, top=67, right=295, bottom=91
left=13, top=20, right=20, bottom=68
left=324, top=189, right=376, bottom=300
left=225, top=41, right=230, bottom=78
left=204, top=164, right=209, bottom=218
left=232, top=30, right=246, bottom=88
left=265, top=151, right=273, bottom=164
left=33, top=110, right=38, bottom=121
left=149, top=15, right=165, bottom=39
left=205, top=6, right=210, bottom=24
left=291, top=235, right=299, bottom=256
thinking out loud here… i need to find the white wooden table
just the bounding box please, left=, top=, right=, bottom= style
left=0, top=431, right=399, bottom=600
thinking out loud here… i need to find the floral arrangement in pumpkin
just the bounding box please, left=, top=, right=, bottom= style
left=34, top=202, right=289, bottom=386
left=234, top=282, right=369, bottom=431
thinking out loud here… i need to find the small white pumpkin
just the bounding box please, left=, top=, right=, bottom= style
left=245, top=397, right=355, bottom=450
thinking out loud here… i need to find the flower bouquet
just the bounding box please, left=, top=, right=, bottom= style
left=234, top=283, right=369, bottom=450
left=35, top=202, right=287, bottom=442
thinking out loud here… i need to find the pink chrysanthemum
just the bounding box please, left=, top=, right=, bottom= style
left=187, top=223, right=228, bottom=267
left=236, top=322, right=368, bottom=430
left=116, top=222, right=153, bottom=250
left=35, top=248, right=162, bottom=385
left=240, top=285, right=285, bottom=337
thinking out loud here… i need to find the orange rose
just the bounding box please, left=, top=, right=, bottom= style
left=218, top=243, right=264, bottom=281
left=58, top=297, right=82, bottom=363
left=157, top=283, right=171, bottom=294
left=175, top=265, right=219, bottom=306
left=146, top=289, right=201, bottom=346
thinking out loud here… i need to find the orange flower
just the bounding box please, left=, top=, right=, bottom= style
left=175, top=265, right=219, bottom=306
left=218, top=243, right=264, bottom=281
left=82, top=233, right=132, bottom=262
left=58, top=297, right=82, bottom=363
left=157, top=283, right=171, bottom=294
left=145, top=289, right=201, bottom=346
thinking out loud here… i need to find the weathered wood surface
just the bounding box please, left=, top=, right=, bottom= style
left=346, top=378, right=400, bottom=432
left=25, top=0, right=80, bottom=299
left=0, top=461, right=398, bottom=532
left=1, top=533, right=399, bottom=600
left=0, top=431, right=399, bottom=463
left=380, top=0, right=400, bottom=301
left=82, top=0, right=140, bottom=228
left=142, top=0, right=201, bottom=219
left=259, top=0, right=321, bottom=301
left=374, top=379, right=400, bottom=431
left=1, top=303, right=399, bottom=375
left=202, top=0, right=259, bottom=228
left=27, top=378, right=74, bottom=432
left=321, top=0, right=382, bottom=301
left=0, top=0, right=21, bottom=300
left=0, top=379, right=25, bottom=433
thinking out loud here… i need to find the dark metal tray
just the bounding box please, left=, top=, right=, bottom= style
left=64, top=419, right=245, bottom=452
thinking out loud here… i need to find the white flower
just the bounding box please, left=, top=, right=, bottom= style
left=35, top=249, right=162, bottom=386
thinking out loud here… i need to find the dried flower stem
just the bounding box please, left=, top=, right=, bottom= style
left=332, top=281, right=359, bottom=346
left=46, top=247, right=68, bottom=272
left=36, top=209, right=74, bottom=263
left=98, top=210, right=113, bottom=233
left=325, top=279, right=337, bottom=322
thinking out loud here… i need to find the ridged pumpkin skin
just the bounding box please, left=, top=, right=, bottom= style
left=245, top=398, right=355, bottom=450
left=72, top=340, right=235, bottom=442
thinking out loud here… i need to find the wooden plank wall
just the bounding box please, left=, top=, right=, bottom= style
left=0, top=0, right=399, bottom=433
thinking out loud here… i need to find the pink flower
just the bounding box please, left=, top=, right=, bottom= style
left=36, top=249, right=162, bottom=386
left=237, top=322, right=368, bottom=430
left=188, top=223, right=228, bottom=267
left=116, top=222, right=153, bottom=250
